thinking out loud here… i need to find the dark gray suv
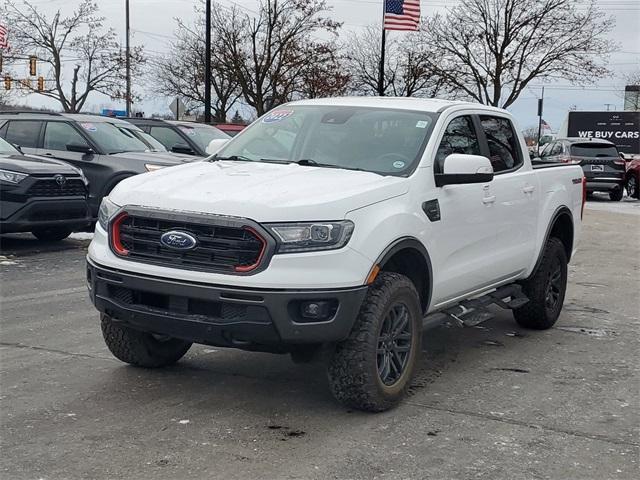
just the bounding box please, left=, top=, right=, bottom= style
left=0, top=112, right=197, bottom=218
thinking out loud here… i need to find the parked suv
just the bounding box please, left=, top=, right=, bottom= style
left=0, top=112, right=194, bottom=218
left=0, top=137, right=90, bottom=240
left=126, top=118, right=230, bottom=156
left=538, top=138, right=625, bottom=201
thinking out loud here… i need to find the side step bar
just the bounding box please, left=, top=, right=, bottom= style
left=422, top=283, right=529, bottom=330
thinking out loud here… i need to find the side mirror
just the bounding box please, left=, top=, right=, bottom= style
left=435, top=154, right=494, bottom=187
left=205, top=138, right=229, bottom=156
left=66, top=144, right=94, bottom=155
left=171, top=143, right=195, bottom=155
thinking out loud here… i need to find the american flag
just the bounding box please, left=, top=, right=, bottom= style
left=0, top=25, right=8, bottom=49
left=541, top=119, right=551, bottom=130
left=384, top=0, right=421, bottom=31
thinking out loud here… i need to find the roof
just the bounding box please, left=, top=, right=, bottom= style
left=0, top=110, right=136, bottom=125
left=287, top=96, right=503, bottom=114
left=557, top=137, right=615, bottom=145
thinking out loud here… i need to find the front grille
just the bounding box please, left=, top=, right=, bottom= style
left=106, top=284, right=270, bottom=324
left=114, top=213, right=268, bottom=274
left=27, top=178, right=86, bottom=197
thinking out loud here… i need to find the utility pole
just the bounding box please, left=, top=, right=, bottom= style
left=536, top=86, right=545, bottom=156
left=125, top=0, right=132, bottom=116
left=204, top=0, right=212, bottom=123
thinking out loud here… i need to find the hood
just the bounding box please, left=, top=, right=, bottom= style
left=109, top=160, right=408, bottom=221
left=0, top=153, right=83, bottom=175
left=109, top=151, right=196, bottom=165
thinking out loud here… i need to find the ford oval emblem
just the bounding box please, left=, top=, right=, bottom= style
left=160, top=231, right=198, bottom=250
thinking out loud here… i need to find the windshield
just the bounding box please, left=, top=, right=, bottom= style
left=176, top=124, right=230, bottom=151
left=570, top=143, right=619, bottom=158
left=0, top=136, right=19, bottom=154
left=75, top=121, right=149, bottom=154
left=216, top=106, right=437, bottom=176
left=119, top=127, right=167, bottom=152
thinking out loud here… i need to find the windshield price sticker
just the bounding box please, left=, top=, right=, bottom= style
left=262, top=109, right=294, bottom=123
left=179, top=127, right=197, bottom=136
left=416, top=120, right=429, bottom=129
left=81, top=123, right=97, bottom=132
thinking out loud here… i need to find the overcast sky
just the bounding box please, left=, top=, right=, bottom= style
left=9, top=0, right=640, bottom=130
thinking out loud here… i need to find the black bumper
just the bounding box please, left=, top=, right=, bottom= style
left=1, top=198, right=91, bottom=233
left=87, top=259, right=368, bottom=351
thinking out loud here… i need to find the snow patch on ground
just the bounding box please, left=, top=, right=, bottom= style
left=69, top=232, right=95, bottom=240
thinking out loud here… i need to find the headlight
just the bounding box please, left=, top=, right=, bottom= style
left=0, top=169, right=28, bottom=184
left=266, top=221, right=354, bottom=253
left=145, top=164, right=166, bottom=172
left=98, top=197, right=121, bottom=231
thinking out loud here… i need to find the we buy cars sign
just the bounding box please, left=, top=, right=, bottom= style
left=568, top=111, right=640, bottom=154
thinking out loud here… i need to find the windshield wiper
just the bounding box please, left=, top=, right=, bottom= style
left=296, top=159, right=383, bottom=175
left=210, top=154, right=253, bottom=162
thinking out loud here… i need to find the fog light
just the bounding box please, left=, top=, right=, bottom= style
left=300, top=300, right=334, bottom=321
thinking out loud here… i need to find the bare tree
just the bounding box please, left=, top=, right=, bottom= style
left=522, top=126, right=539, bottom=146
left=621, top=70, right=640, bottom=110
left=150, top=3, right=241, bottom=123
left=4, top=0, right=144, bottom=113
left=345, top=26, right=446, bottom=98
left=423, top=0, right=615, bottom=108
left=296, top=41, right=350, bottom=99
left=213, top=0, right=340, bottom=116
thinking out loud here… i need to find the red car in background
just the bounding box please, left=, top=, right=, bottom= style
left=214, top=123, right=246, bottom=137
left=625, top=155, right=640, bottom=199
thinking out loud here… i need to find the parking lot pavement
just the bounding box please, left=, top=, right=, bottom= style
left=1, top=203, right=639, bottom=480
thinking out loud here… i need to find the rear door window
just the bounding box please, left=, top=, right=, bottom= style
left=43, top=122, right=90, bottom=151
left=479, top=116, right=523, bottom=173
left=3, top=120, right=43, bottom=148
left=570, top=143, right=618, bottom=158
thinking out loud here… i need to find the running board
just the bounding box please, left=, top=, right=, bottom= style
left=422, top=284, right=529, bottom=330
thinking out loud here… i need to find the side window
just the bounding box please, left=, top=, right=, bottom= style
left=435, top=116, right=481, bottom=172
left=0, top=122, right=8, bottom=138
left=539, top=142, right=553, bottom=157
left=150, top=126, right=185, bottom=149
left=479, top=116, right=523, bottom=173
left=43, top=122, right=90, bottom=151
left=551, top=142, right=562, bottom=156
left=4, top=121, right=42, bottom=148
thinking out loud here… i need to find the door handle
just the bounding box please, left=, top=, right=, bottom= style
left=523, top=185, right=535, bottom=194
left=482, top=195, right=496, bottom=204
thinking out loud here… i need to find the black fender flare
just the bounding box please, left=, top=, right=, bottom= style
left=531, top=206, right=574, bottom=275
left=374, top=236, right=433, bottom=312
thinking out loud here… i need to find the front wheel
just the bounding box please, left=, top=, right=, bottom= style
left=31, top=227, right=72, bottom=242
left=626, top=175, right=639, bottom=199
left=327, top=272, right=422, bottom=412
left=514, top=237, right=568, bottom=330
left=101, top=314, right=192, bottom=367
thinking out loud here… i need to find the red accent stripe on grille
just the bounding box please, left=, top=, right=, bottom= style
left=234, top=226, right=266, bottom=273
left=111, top=212, right=130, bottom=256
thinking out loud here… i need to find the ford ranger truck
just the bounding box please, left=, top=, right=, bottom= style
left=87, top=98, right=585, bottom=412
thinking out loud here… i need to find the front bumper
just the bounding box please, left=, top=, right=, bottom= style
left=0, top=198, right=91, bottom=233
left=87, top=259, right=368, bottom=350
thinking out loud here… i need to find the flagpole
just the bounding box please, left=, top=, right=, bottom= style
left=536, top=86, right=545, bottom=156
left=377, top=0, right=386, bottom=96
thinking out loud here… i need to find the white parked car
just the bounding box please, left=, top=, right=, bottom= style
left=88, top=97, right=585, bottom=411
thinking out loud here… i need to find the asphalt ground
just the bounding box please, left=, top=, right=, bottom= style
left=1, top=197, right=639, bottom=480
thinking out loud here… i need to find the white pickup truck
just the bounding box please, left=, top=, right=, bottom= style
left=87, top=97, right=585, bottom=411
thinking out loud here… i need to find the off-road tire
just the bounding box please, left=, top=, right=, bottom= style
left=609, top=188, right=623, bottom=201
left=31, top=227, right=72, bottom=242
left=101, top=314, right=192, bottom=367
left=514, top=237, right=568, bottom=330
left=327, top=272, right=422, bottom=412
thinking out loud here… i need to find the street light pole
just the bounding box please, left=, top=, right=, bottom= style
left=204, top=0, right=212, bottom=123
left=125, top=0, right=131, bottom=116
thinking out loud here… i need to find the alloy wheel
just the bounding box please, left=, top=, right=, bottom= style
left=377, top=303, right=413, bottom=386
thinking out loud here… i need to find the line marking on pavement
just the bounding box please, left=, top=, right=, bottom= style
left=405, top=401, right=639, bottom=448
left=0, top=342, right=117, bottom=363
left=0, top=286, right=87, bottom=305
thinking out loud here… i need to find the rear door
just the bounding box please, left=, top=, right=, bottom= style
left=477, top=114, right=539, bottom=280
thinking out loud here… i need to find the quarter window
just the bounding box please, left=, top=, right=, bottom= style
left=43, top=122, right=90, bottom=151
left=3, top=121, right=42, bottom=148
left=479, top=116, right=523, bottom=173
left=435, top=116, right=481, bottom=172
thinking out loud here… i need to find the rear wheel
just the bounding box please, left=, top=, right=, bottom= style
left=609, top=188, right=623, bottom=201
left=514, top=237, right=568, bottom=330
left=626, top=175, right=639, bottom=199
left=327, top=272, right=421, bottom=412
left=31, top=227, right=72, bottom=242
left=101, top=314, right=192, bottom=367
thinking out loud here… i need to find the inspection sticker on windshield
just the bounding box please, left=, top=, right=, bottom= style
left=262, top=109, right=294, bottom=123
left=415, top=120, right=429, bottom=128
left=81, top=123, right=97, bottom=132
left=393, top=161, right=406, bottom=169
